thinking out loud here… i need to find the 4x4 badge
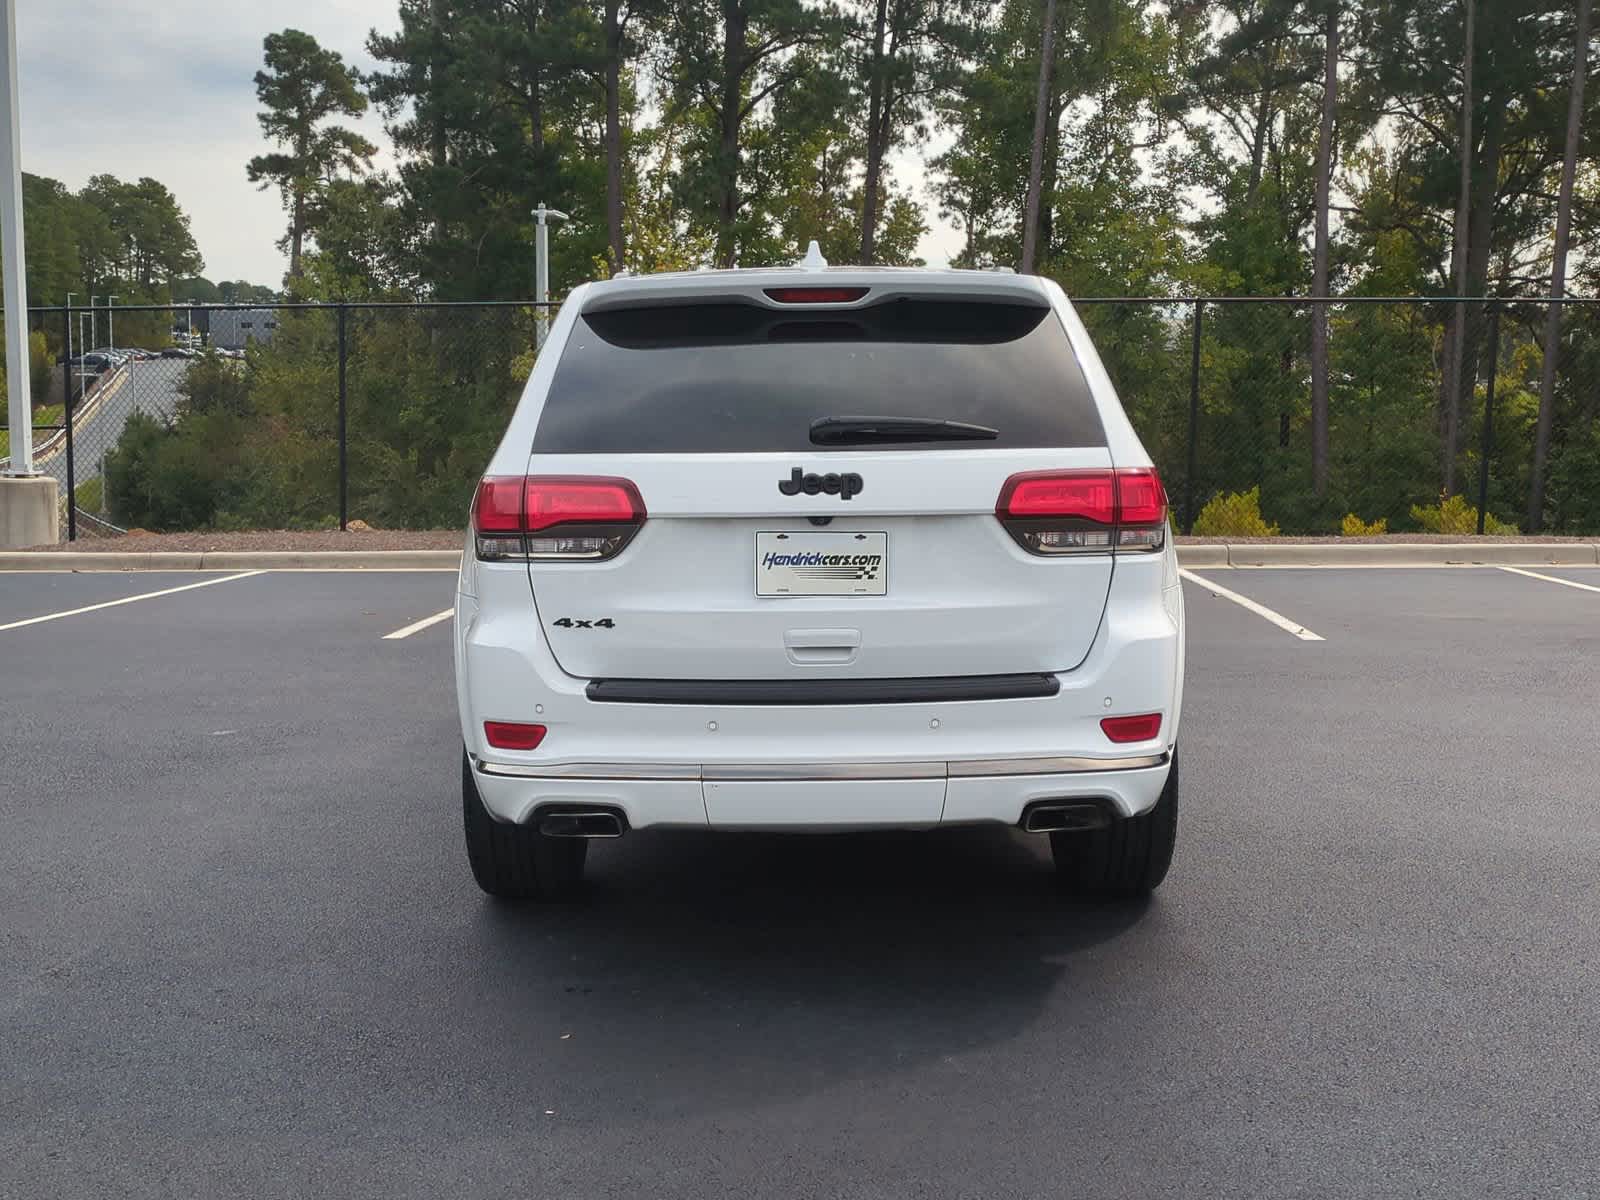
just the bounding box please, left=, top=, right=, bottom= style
left=778, top=468, right=863, bottom=500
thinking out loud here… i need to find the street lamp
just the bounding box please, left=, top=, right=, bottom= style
left=77, top=312, right=89, bottom=399
left=532, top=202, right=568, bottom=349
left=0, top=0, right=36, bottom=482
left=65, top=290, right=76, bottom=382
left=106, top=295, right=118, bottom=352
left=88, top=294, right=98, bottom=351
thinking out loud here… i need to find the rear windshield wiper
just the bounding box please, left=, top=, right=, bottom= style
left=810, top=415, right=1000, bottom=445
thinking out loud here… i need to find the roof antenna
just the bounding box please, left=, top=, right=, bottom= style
left=798, top=240, right=828, bottom=271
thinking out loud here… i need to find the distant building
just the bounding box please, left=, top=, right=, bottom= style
left=208, top=308, right=279, bottom=350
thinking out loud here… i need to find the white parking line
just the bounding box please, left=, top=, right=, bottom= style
left=0, top=571, right=264, bottom=632
left=383, top=608, right=454, bottom=640
left=1498, top=566, right=1600, bottom=595
left=1178, top=569, right=1325, bottom=641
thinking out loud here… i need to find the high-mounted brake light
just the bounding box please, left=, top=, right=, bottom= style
left=473, top=475, right=645, bottom=562
left=763, top=287, right=869, bottom=304
left=996, top=467, right=1168, bottom=556
left=1101, top=713, right=1162, bottom=743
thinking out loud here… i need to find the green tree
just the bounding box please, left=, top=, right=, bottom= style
left=295, top=177, right=405, bottom=299
left=658, top=0, right=823, bottom=266
left=368, top=0, right=605, bottom=298
left=844, top=0, right=968, bottom=263
left=172, top=276, right=223, bottom=304
left=247, top=29, right=377, bottom=282
left=1366, top=0, right=1596, bottom=488
left=80, top=175, right=202, bottom=293
left=217, top=281, right=280, bottom=304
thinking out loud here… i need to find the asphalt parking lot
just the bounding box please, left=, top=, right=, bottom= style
left=3, top=564, right=1598, bottom=1198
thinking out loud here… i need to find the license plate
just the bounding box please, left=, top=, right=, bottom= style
left=755, top=531, right=888, bottom=597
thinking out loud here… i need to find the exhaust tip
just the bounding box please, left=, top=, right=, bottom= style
left=1021, top=801, right=1113, bottom=834
left=536, top=808, right=626, bottom=838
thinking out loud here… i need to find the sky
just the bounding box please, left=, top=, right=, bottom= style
left=13, top=0, right=961, bottom=294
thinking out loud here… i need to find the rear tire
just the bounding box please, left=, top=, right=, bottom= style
left=462, top=751, right=587, bottom=900
left=1051, top=754, right=1178, bottom=899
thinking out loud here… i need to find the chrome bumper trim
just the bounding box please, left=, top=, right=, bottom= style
left=947, top=752, right=1167, bottom=777
left=701, top=761, right=946, bottom=781
left=472, top=752, right=1168, bottom=782
left=473, top=759, right=703, bottom=780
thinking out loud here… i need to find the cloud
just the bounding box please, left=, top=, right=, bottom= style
left=13, top=0, right=964, bottom=289
left=16, top=0, right=392, bottom=287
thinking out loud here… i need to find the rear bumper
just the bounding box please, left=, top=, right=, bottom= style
left=456, top=546, right=1184, bottom=831
left=469, top=752, right=1172, bottom=830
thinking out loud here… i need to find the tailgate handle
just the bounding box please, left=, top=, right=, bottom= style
left=785, top=628, right=861, bottom=665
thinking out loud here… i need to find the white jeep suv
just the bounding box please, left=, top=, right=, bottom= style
left=454, top=256, right=1185, bottom=900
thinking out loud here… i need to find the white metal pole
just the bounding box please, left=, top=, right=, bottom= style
left=89, top=294, right=97, bottom=350
left=0, top=0, right=34, bottom=475
left=532, top=202, right=567, bottom=350
left=106, top=294, right=117, bottom=351
left=536, top=207, right=549, bottom=350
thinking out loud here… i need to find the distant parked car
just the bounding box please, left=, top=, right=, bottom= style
left=160, top=347, right=188, bottom=359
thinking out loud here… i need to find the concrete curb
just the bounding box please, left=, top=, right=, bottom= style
left=1212, top=542, right=1600, bottom=567
left=198, top=550, right=462, bottom=571
left=1175, top=544, right=1230, bottom=568
left=1, top=544, right=1597, bottom=572
left=0, top=550, right=462, bottom=572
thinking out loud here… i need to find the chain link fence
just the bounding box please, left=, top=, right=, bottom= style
left=1079, top=297, right=1600, bottom=535
left=5, top=296, right=1597, bottom=541
left=3, top=302, right=547, bottom=539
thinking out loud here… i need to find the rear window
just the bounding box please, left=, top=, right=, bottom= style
left=533, top=297, right=1106, bottom=452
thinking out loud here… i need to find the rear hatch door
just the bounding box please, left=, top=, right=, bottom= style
left=524, top=290, right=1114, bottom=681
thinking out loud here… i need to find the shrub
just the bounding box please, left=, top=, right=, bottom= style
left=74, top=475, right=103, bottom=513
left=178, top=352, right=252, bottom=417
left=104, top=412, right=170, bottom=527
left=1340, top=513, right=1387, bottom=536
left=104, top=408, right=250, bottom=530
left=1192, top=487, right=1280, bottom=537
left=1409, top=493, right=1518, bottom=536
left=29, top=330, right=50, bottom=403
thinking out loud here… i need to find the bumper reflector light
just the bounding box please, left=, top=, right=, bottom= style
left=1100, top=713, right=1162, bottom=743
left=484, top=721, right=548, bottom=750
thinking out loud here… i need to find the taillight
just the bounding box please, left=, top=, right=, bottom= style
left=472, top=475, right=646, bottom=562
left=1113, top=468, right=1167, bottom=551
left=1101, top=713, right=1162, bottom=743
left=996, top=468, right=1167, bottom=556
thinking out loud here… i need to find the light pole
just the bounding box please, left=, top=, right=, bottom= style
left=65, top=290, right=77, bottom=393
left=0, top=0, right=33, bottom=477
left=106, top=295, right=119, bottom=352
left=88, top=294, right=99, bottom=351
left=533, top=202, right=568, bottom=350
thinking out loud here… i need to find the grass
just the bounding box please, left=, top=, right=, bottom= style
left=74, top=475, right=103, bottom=512
left=1, top=403, right=67, bottom=459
